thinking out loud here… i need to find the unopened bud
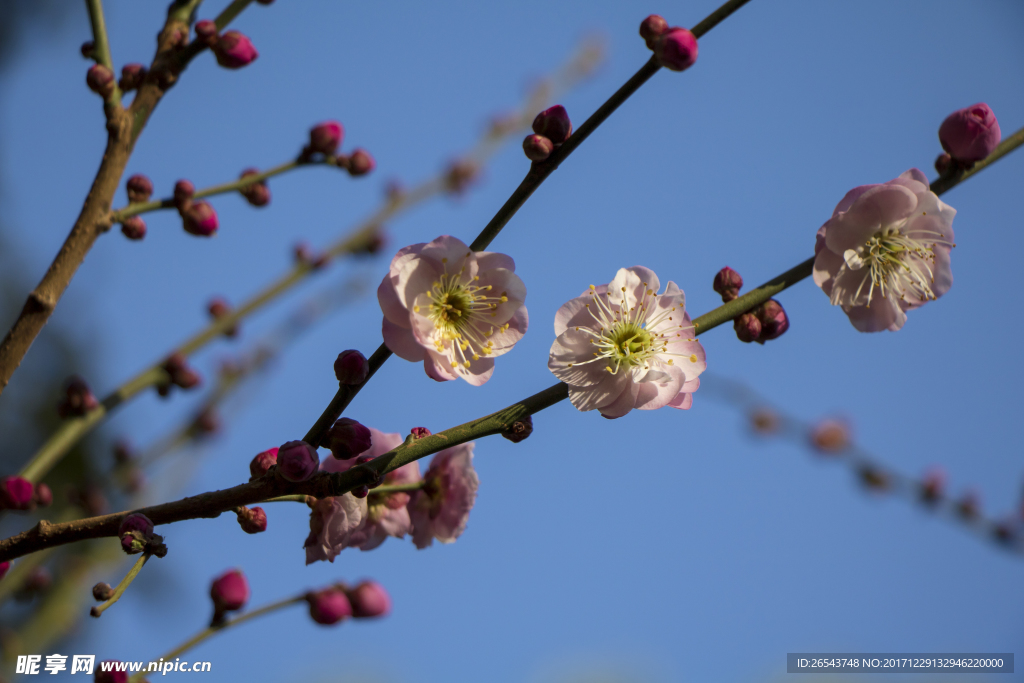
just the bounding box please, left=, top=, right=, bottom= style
left=334, top=350, right=369, bottom=385
left=410, top=427, right=431, bottom=439
left=32, top=483, right=52, bottom=508
left=0, top=476, right=35, bottom=511
left=733, top=312, right=761, bottom=343
left=238, top=168, right=271, bottom=206
left=522, top=134, right=554, bottom=162
left=119, top=512, right=154, bottom=538
left=809, top=419, right=849, bottom=454
left=920, top=467, right=945, bottom=504
left=126, top=174, right=154, bottom=203
left=445, top=159, right=478, bottom=195
left=236, top=506, right=267, bottom=534
left=80, top=41, right=95, bottom=59
left=249, top=447, right=279, bottom=478
left=306, top=587, right=352, bottom=625
left=346, top=580, right=391, bottom=618
left=96, top=663, right=129, bottom=683
left=749, top=408, right=780, bottom=434
left=934, top=152, right=952, bottom=175
left=501, top=414, right=533, bottom=443
left=173, top=179, right=195, bottom=211
left=352, top=485, right=369, bottom=498
left=207, top=297, right=238, bottom=337
left=347, top=149, right=375, bottom=177
left=755, top=299, right=789, bottom=341
left=210, top=569, right=249, bottom=618
left=191, top=408, right=220, bottom=435
left=309, top=121, right=344, bottom=155
left=161, top=353, right=201, bottom=391
left=194, top=19, right=219, bottom=47
left=86, top=64, right=115, bottom=97
left=653, top=27, right=698, bottom=72
left=182, top=200, right=219, bottom=236
left=939, top=103, right=1001, bottom=163
left=93, top=582, right=114, bottom=601
left=118, top=63, right=147, bottom=92
left=277, top=440, right=320, bottom=482
left=120, top=216, right=146, bottom=241
left=214, top=30, right=259, bottom=69
left=324, top=418, right=372, bottom=460
left=712, top=266, right=743, bottom=301
left=58, top=375, right=99, bottom=418
left=639, top=15, right=669, bottom=47
left=532, top=105, right=572, bottom=145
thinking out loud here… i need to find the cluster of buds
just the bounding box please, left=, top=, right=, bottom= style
left=293, top=241, right=331, bottom=270
left=0, top=476, right=51, bottom=512
left=57, top=375, right=99, bottom=418
left=299, top=121, right=376, bottom=177
left=306, top=580, right=391, bottom=625
left=118, top=174, right=153, bottom=240
left=118, top=513, right=167, bottom=557
left=522, top=105, right=572, bottom=162
left=712, top=267, right=790, bottom=344
left=118, top=63, right=148, bottom=92
left=235, top=505, right=268, bottom=534
left=207, top=297, right=239, bottom=337
left=237, top=168, right=271, bottom=207
left=157, top=352, right=202, bottom=397
left=935, top=103, right=1001, bottom=174
left=172, top=179, right=219, bottom=237
left=195, top=20, right=259, bottom=69
left=640, top=15, right=698, bottom=72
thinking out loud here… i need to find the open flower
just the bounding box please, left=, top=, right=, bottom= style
left=813, top=168, right=956, bottom=332
left=378, top=235, right=527, bottom=385
left=548, top=267, right=705, bottom=418
left=408, top=442, right=479, bottom=549
left=305, top=428, right=421, bottom=562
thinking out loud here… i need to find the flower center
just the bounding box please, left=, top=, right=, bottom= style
left=848, top=223, right=953, bottom=305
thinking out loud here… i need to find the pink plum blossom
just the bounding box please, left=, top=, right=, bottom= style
left=305, top=428, right=421, bottom=562
left=548, top=267, right=706, bottom=418
left=813, top=168, right=956, bottom=332
left=378, top=235, right=527, bottom=385
left=408, top=442, right=479, bottom=549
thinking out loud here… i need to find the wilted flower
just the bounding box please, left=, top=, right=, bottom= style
left=304, top=493, right=366, bottom=564
left=409, top=442, right=478, bottom=549
left=378, top=235, right=527, bottom=385
left=813, top=169, right=956, bottom=332
left=548, top=266, right=706, bottom=418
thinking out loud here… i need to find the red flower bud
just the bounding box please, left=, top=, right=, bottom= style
left=309, top=121, right=344, bottom=155
left=236, top=506, right=267, bottom=534
left=126, top=174, right=153, bottom=203
left=334, top=350, right=369, bottom=385
left=346, top=580, right=391, bottom=618
left=653, top=27, right=698, bottom=72
left=86, top=64, right=115, bottom=97
left=347, top=149, right=375, bottom=176
left=182, top=201, right=219, bottom=236
left=277, top=440, right=320, bottom=482
left=0, top=476, right=35, bottom=511
left=214, top=31, right=259, bottom=69
left=733, top=312, right=761, bottom=343
left=532, top=105, right=572, bottom=144
left=306, top=587, right=352, bottom=625
left=33, top=483, right=52, bottom=508
left=501, top=414, right=533, bottom=443
left=712, top=266, right=743, bottom=301
left=324, top=418, right=372, bottom=460
left=210, top=569, right=249, bottom=613
left=939, top=103, right=1001, bottom=163
left=639, top=15, right=669, bottom=47
left=522, top=134, right=554, bottom=162
left=238, top=168, right=271, bottom=207
left=249, top=447, right=279, bottom=478
left=120, top=216, right=146, bottom=241
left=194, top=19, right=219, bottom=47
left=755, top=299, right=789, bottom=341
left=173, top=179, right=195, bottom=211
left=58, top=375, right=99, bottom=418
left=118, top=63, right=147, bottom=92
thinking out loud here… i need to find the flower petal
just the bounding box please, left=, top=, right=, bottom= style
left=824, top=183, right=919, bottom=253
left=383, top=317, right=427, bottom=362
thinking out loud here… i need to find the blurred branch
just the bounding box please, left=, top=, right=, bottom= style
left=89, top=552, right=149, bottom=618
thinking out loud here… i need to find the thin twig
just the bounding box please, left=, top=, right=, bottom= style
left=85, top=0, right=122, bottom=109
left=89, top=552, right=150, bottom=618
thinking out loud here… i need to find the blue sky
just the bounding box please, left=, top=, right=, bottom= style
left=0, top=0, right=1022, bottom=681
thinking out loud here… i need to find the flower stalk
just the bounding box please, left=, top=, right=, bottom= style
left=89, top=552, right=150, bottom=618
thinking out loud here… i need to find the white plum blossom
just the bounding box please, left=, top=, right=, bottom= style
left=548, top=266, right=706, bottom=419
left=378, top=235, right=527, bottom=385
left=813, top=168, right=956, bottom=332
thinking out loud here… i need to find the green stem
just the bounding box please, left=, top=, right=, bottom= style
left=89, top=552, right=149, bottom=618
left=370, top=482, right=424, bottom=495
left=215, top=0, right=256, bottom=30
left=85, top=0, right=123, bottom=109
left=260, top=495, right=311, bottom=504
left=127, top=595, right=304, bottom=683
left=112, top=159, right=314, bottom=221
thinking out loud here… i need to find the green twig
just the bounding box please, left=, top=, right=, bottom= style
left=89, top=552, right=150, bottom=618
left=85, top=0, right=123, bottom=109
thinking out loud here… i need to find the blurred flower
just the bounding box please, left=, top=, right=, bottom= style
left=809, top=419, right=849, bottom=454
left=305, top=493, right=367, bottom=564
left=378, top=235, right=527, bottom=385
left=309, top=121, right=343, bottom=155
left=0, top=476, right=34, bottom=511
left=409, top=442, right=478, bottom=549
left=346, top=580, right=391, bottom=618
left=306, top=587, right=352, bottom=625
left=548, top=266, right=705, bottom=418
left=57, top=375, right=98, bottom=418
left=213, top=31, right=259, bottom=69
left=813, top=169, right=956, bottom=332
left=749, top=408, right=780, bottom=434
left=210, top=569, right=249, bottom=619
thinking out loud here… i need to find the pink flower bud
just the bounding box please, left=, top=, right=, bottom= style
left=119, top=512, right=154, bottom=538
left=33, top=483, right=52, bottom=508
left=191, top=408, right=220, bottom=435
left=532, top=105, right=572, bottom=145
left=934, top=152, right=952, bottom=175
left=733, top=312, right=761, bottom=343
left=306, top=587, right=352, bottom=625
left=118, top=63, right=147, bottom=92
left=347, top=149, right=375, bottom=176
left=939, top=103, right=1001, bottom=163
left=249, top=447, right=279, bottom=478
left=277, top=440, right=320, bottom=482
left=57, top=375, right=99, bottom=418
left=93, top=581, right=114, bottom=601
left=334, top=350, right=369, bottom=385
left=920, top=467, right=945, bottom=504
left=236, top=506, right=267, bottom=534
left=0, top=476, right=35, bottom=511
left=712, top=266, right=743, bottom=301
left=755, top=299, right=789, bottom=341
left=96, top=663, right=128, bottom=683
left=238, top=168, right=271, bottom=206
left=126, top=174, right=153, bottom=203
left=346, top=580, right=391, bottom=618
left=182, top=200, right=219, bottom=236
left=809, top=419, right=849, bottom=454
left=309, top=121, right=344, bottom=155
left=120, top=216, right=147, bottom=241
left=501, top=414, right=533, bottom=443
left=445, top=159, right=479, bottom=195
left=80, top=41, right=95, bottom=59
left=86, top=64, right=115, bottom=97
left=194, top=19, right=219, bottom=47
left=410, top=427, right=431, bottom=439
left=324, top=418, right=372, bottom=460
left=161, top=353, right=201, bottom=391
left=639, top=15, right=669, bottom=47
left=654, top=27, right=698, bottom=72
left=173, top=179, right=195, bottom=211
left=207, top=297, right=238, bottom=337
left=210, top=569, right=249, bottom=612
left=214, top=30, right=259, bottom=69
left=522, top=134, right=554, bottom=162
